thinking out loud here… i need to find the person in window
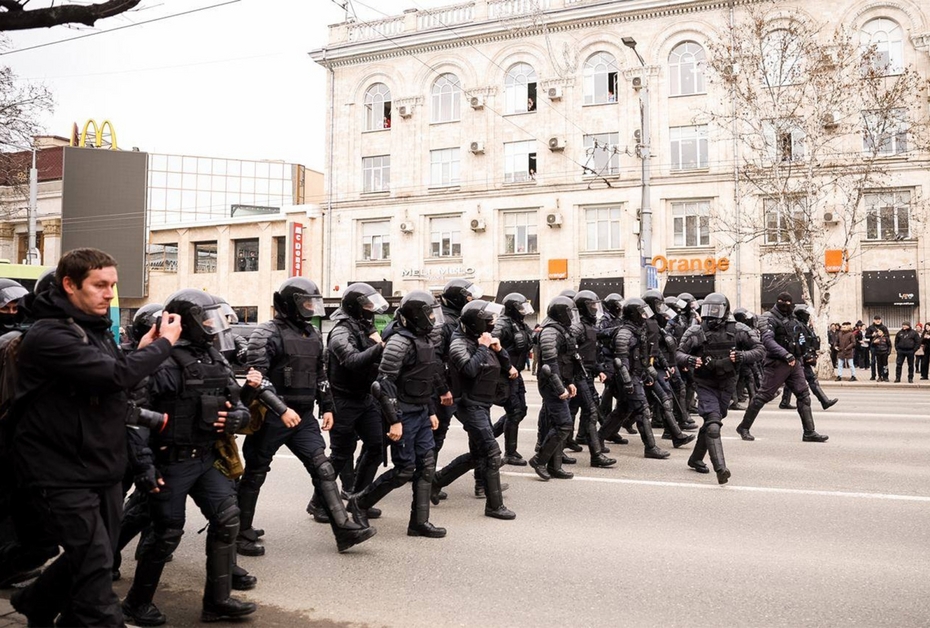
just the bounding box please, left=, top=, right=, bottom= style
left=527, top=97, right=535, bottom=112
left=237, top=252, right=247, bottom=273
left=607, top=90, right=616, bottom=103
left=383, top=116, right=391, bottom=129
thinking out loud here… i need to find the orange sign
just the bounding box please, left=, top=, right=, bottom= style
left=548, top=258, right=568, bottom=279
left=825, top=249, right=848, bottom=273
left=652, top=255, right=729, bottom=275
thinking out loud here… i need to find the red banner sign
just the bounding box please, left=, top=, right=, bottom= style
left=290, top=222, right=304, bottom=276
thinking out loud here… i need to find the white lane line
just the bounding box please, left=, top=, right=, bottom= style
left=515, top=428, right=754, bottom=440
left=500, top=471, right=930, bottom=503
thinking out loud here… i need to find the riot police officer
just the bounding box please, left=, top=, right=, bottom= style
left=570, top=290, right=616, bottom=467
left=307, top=283, right=388, bottom=522
left=596, top=293, right=624, bottom=426
left=731, top=308, right=761, bottom=410
left=121, top=289, right=256, bottom=625
left=236, top=278, right=375, bottom=557
left=431, top=300, right=516, bottom=519
left=349, top=291, right=447, bottom=538
left=781, top=305, right=838, bottom=411
left=529, top=296, right=579, bottom=481
left=676, top=293, right=765, bottom=484
left=491, top=292, right=534, bottom=465
left=735, top=292, right=829, bottom=443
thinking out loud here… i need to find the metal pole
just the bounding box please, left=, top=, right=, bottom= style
left=639, top=83, right=652, bottom=291
left=27, top=146, right=40, bottom=265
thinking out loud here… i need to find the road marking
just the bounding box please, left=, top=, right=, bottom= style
left=500, top=471, right=930, bottom=503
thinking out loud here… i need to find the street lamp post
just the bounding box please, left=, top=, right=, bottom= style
left=622, top=37, right=654, bottom=292
left=26, top=145, right=40, bottom=265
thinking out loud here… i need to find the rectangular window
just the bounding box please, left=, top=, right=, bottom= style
left=193, top=241, right=218, bottom=274
left=234, top=238, right=260, bottom=272
left=232, top=306, right=258, bottom=324
left=672, top=201, right=711, bottom=247
left=582, top=133, right=620, bottom=175
left=669, top=125, right=709, bottom=170
left=862, top=109, right=908, bottom=156
left=865, top=190, right=910, bottom=240
left=503, top=211, right=538, bottom=255
left=504, top=140, right=537, bottom=183
left=147, top=242, right=178, bottom=272
left=430, top=216, right=461, bottom=258
left=764, top=198, right=807, bottom=244
left=274, top=236, right=286, bottom=271
left=430, top=148, right=461, bottom=187
left=763, top=120, right=805, bottom=162
left=584, top=206, right=622, bottom=251
left=16, top=231, right=44, bottom=265
left=362, top=155, right=390, bottom=193
left=360, top=220, right=391, bottom=261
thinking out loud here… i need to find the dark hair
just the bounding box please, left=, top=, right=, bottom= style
left=57, top=248, right=118, bottom=290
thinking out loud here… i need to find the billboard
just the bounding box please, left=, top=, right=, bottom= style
left=61, top=147, right=148, bottom=298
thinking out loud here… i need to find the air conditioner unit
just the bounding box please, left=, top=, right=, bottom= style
left=632, top=76, right=643, bottom=90
left=546, top=212, right=563, bottom=227
left=548, top=136, right=566, bottom=151
left=399, top=221, right=415, bottom=233
left=633, top=129, right=642, bottom=144
left=722, top=63, right=740, bottom=79
left=547, top=86, right=562, bottom=101
left=822, top=112, right=840, bottom=130
left=823, top=211, right=839, bottom=224
left=469, top=218, right=486, bottom=232
left=469, top=141, right=485, bottom=154
left=469, top=95, right=485, bottom=110
left=397, top=104, right=412, bottom=118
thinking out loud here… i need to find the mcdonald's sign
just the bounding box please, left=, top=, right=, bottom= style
left=70, top=119, right=119, bottom=150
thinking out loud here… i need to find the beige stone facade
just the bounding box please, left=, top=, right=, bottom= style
left=311, top=0, right=930, bottom=328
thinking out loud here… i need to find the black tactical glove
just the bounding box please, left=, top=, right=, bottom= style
left=223, top=407, right=252, bottom=434
left=134, top=466, right=161, bottom=493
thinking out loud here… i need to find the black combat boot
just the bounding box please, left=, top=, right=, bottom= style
left=659, top=399, right=695, bottom=448
left=231, top=563, right=257, bottom=591
left=586, top=415, right=616, bottom=467
left=705, top=430, right=731, bottom=485
left=236, top=473, right=266, bottom=556
left=687, top=426, right=710, bottom=474
left=484, top=455, right=516, bottom=520
left=201, top=519, right=257, bottom=623
left=503, top=420, right=527, bottom=466
left=430, top=452, right=474, bottom=504
left=639, top=412, right=670, bottom=459
left=736, top=404, right=760, bottom=441
left=305, top=492, right=330, bottom=524
left=315, top=468, right=377, bottom=553
left=529, top=426, right=565, bottom=481
left=799, top=404, right=829, bottom=442
left=547, top=447, right=575, bottom=480
left=123, top=529, right=181, bottom=627
left=809, top=378, right=838, bottom=410
left=778, top=386, right=796, bottom=409
left=408, top=462, right=447, bottom=538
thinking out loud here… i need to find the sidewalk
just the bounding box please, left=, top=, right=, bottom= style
left=0, top=598, right=24, bottom=628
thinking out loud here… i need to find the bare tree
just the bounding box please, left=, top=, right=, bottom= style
left=0, top=0, right=141, bottom=32
left=703, top=3, right=929, bottom=347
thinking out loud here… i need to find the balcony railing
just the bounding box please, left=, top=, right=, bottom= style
left=488, top=0, right=551, bottom=19
left=347, top=15, right=405, bottom=42
left=417, top=2, right=475, bottom=30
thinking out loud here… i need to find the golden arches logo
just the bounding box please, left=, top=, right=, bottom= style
left=72, top=119, right=118, bottom=150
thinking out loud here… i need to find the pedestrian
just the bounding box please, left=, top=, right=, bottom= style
left=872, top=329, right=890, bottom=381
left=866, top=316, right=889, bottom=380
left=893, top=321, right=920, bottom=383
left=735, top=292, right=828, bottom=443
left=835, top=321, right=857, bottom=381
left=920, top=322, right=930, bottom=380
left=676, top=293, right=765, bottom=484
left=915, top=323, right=925, bottom=375
left=827, top=323, right=839, bottom=369
left=10, top=248, right=180, bottom=627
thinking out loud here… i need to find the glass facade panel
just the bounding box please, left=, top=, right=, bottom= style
left=194, top=241, right=218, bottom=273
left=234, top=238, right=260, bottom=272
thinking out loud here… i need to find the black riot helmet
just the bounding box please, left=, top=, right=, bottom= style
left=642, top=289, right=665, bottom=317
left=131, top=303, right=163, bottom=345
left=733, top=307, right=751, bottom=325
left=164, top=289, right=229, bottom=346
left=502, top=292, right=534, bottom=321
left=573, top=290, right=601, bottom=323
left=273, top=277, right=325, bottom=322
left=399, top=290, right=444, bottom=336
left=558, top=289, right=578, bottom=300
left=214, top=296, right=238, bottom=324
left=0, top=278, right=28, bottom=310
left=603, top=293, right=623, bottom=316
left=547, top=296, right=580, bottom=328
left=700, top=293, right=730, bottom=329
left=664, top=296, right=682, bottom=315
left=677, top=292, right=696, bottom=312
left=342, top=282, right=389, bottom=321
left=622, top=297, right=653, bottom=325
left=440, top=279, right=483, bottom=311
left=34, top=269, right=57, bottom=296
left=460, top=300, right=505, bottom=337
left=794, top=304, right=811, bottom=325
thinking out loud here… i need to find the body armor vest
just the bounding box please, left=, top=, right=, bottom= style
left=501, top=316, right=531, bottom=370
left=397, top=334, right=436, bottom=405
left=770, top=313, right=802, bottom=358
left=618, top=323, right=648, bottom=374
left=153, top=346, right=239, bottom=449
left=697, top=322, right=738, bottom=379
left=327, top=319, right=378, bottom=397
left=577, top=321, right=598, bottom=369
left=454, top=342, right=502, bottom=405
left=544, top=322, right=576, bottom=382
left=268, top=320, right=321, bottom=407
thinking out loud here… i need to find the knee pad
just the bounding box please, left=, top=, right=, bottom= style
left=485, top=439, right=502, bottom=460
left=486, top=454, right=502, bottom=472
left=145, top=527, right=184, bottom=562
left=239, top=471, right=267, bottom=492
left=210, top=496, right=240, bottom=544
left=311, top=452, right=337, bottom=483
left=394, top=464, right=417, bottom=486
left=705, top=420, right=723, bottom=440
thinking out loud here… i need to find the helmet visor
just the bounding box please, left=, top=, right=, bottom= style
left=294, top=294, right=325, bottom=319
left=570, top=307, right=581, bottom=327
left=643, top=305, right=655, bottom=319
left=518, top=301, right=535, bottom=316
left=198, top=306, right=230, bottom=338
left=484, top=302, right=504, bottom=325
left=215, top=328, right=237, bottom=353
left=700, top=303, right=728, bottom=320
left=360, top=292, right=389, bottom=315
left=0, top=285, right=28, bottom=309
left=465, top=284, right=483, bottom=301
left=676, top=299, right=688, bottom=311
left=219, top=302, right=238, bottom=324
left=428, top=303, right=445, bottom=328
left=585, top=301, right=602, bottom=318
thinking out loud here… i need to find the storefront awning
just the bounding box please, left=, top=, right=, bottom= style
left=760, top=273, right=813, bottom=310
left=662, top=275, right=716, bottom=299
left=495, top=279, right=540, bottom=308
left=862, top=270, right=919, bottom=306
left=578, top=277, right=625, bottom=300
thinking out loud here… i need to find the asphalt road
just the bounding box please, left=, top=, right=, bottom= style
left=53, top=384, right=930, bottom=626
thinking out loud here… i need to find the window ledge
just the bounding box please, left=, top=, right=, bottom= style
left=428, top=185, right=461, bottom=194
left=668, top=92, right=708, bottom=98
left=503, top=179, right=538, bottom=187
left=499, top=253, right=540, bottom=261
left=429, top=119, right=461, bottom=126
left=864, top=154, right=909, bottom=163
left=582, top=173, right=621, bottom=181
left=760, top=243, right=812, bottom=253
left=582, top=101, right=618, bottom=107
left=356, top=259, right=392, bottom=266
left=579, top=249, right=625, bottom=257
left=503, top=110, right=537, bottom=116
left=861, top=239, right=916, bottom=249
left=666, top=246, right=715, bottom=255
left=361, top=190, right=390, bottom=197
left=362, top=128, right=391, bottom=134
left=669, top=167, right=710, bottom=175
left=425, top=256, right=463, bottom=264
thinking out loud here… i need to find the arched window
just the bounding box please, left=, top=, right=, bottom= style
left=364, top=83, right=391, bottom=131
left=762, top=28, right=803, bottom=86
left=669, top=42, right=706, bottom=96
left=431, top=73, right=462, bottom=123
left=861, top=18, right=904, bottom=75
left=504, top=62, right=538, bottom=114
left=583, top=52, right=618, bottom=105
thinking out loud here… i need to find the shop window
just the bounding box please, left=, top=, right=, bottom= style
left=234, top=238, right=260, bottom=272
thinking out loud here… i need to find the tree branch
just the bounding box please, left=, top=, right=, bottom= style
left=0, top=0, right=142, bottom=32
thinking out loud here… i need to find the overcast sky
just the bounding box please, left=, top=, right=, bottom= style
left=3, top=0, right=451, bottom=172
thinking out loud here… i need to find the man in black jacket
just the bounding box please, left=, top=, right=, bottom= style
left=866, top=315, right=890, bottom=380
left=894, top=321, right=920, bottom=383
left=491, top=292, right=534, bottom=465
left=10, top=248, right=180, bottom=627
